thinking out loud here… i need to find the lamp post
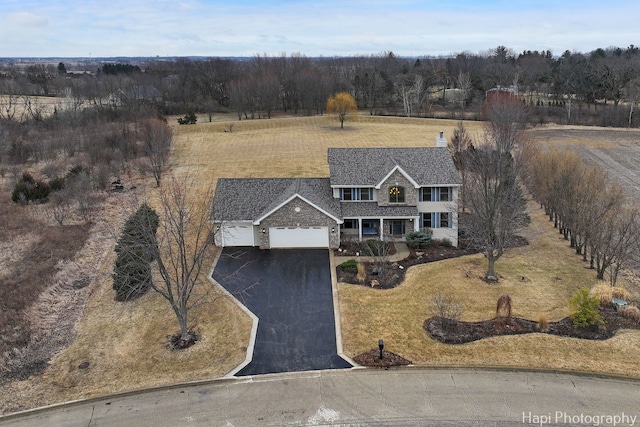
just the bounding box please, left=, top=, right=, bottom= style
left=378, top=339, right=384, bottom=359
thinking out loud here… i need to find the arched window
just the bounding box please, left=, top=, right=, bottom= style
left=389, top=186, right=405, bottom=203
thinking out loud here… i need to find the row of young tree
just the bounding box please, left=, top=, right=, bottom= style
left=2, top=44, right=640, bottom=126
left=449, top=93, right=639, bottom=285
left=528, top=150, right=640, bottom=285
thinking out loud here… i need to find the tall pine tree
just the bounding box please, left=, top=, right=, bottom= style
left=112, top=204, right=159, bottom=301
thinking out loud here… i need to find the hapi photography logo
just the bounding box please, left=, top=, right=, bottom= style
left=523, top=411, right=637, bottom=426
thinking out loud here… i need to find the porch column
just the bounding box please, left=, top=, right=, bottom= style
left=379, top=218, right=384, bottom=240
left=358, top=218, right=363, bottom=241
left=414, top=216, right=420, bottom=232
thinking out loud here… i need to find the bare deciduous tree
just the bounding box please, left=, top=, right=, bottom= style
left=448, top=121, right=473, bottom=210
left=463, top=138, right=529, bottom=281
left=592, top=204, right=640, bottom=284
left=456, top=71, right=472, bottom=114
left=149, top=175, right=215, bottom=347
left=141, top=118, right=172, bottom=186
left=463, top=96, right=530, bottom=281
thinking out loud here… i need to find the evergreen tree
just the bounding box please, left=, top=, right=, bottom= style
left=112, top=204, right=159, bottom=301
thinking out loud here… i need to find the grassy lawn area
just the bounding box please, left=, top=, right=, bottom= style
left=338, top=202, right=640, bottom=376
left=2, top=114, right=638, bottom=414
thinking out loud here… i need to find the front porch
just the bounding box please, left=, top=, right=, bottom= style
left=340, top=217, right=420, bottom=242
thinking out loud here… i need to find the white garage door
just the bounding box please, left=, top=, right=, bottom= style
left=221, top=223, right=255, bottom=246
left=269, top=226, right=329, bottom=248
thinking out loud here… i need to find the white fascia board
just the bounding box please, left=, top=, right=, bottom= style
left=330, top=184, right=376, bottom=188
left=253, top=194, right=343, bottom=225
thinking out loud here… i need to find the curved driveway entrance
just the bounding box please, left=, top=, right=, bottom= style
left=212, top=247, right=351, bottom=376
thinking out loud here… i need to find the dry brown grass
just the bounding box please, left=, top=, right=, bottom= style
left=356, top=262, right=366, bottom=284
left=171, top=115, right=484, bottom=190
left=3, top=114, right=639, bottom=414
left=338, top=202, right=640, bottom=377
left=591, top=283, right=631, bottom=305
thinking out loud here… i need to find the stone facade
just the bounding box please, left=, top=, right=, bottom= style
left=258, top=197, right=340, bottom=249
left=377, top=170, right=417, bottom=207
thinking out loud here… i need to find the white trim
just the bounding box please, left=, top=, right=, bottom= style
left=253, top=194, right=343, bottom=225
left=330, top=184, right=375, bottom=188
left=374, top=165, right=420, bottom=189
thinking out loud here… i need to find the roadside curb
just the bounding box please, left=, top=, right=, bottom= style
left=3, top=366, right=639, bottom=421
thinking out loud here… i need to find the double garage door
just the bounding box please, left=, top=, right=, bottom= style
left=269, top=226, right=329, bottom=248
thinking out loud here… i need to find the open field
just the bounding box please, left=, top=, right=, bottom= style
left=528, top=125, right=640, bottom=201
left=2, top=115, right=640, bottom=414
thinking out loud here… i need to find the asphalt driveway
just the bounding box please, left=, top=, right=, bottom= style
left=212, top=247, right=351, bottom=376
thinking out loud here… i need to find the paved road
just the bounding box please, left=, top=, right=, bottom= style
left=2, top=368, right=639, bottom=426
left=212, top=248, right=351, bottom=375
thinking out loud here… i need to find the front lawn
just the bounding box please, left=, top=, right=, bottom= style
left=338, top=202, right=640, bottom=376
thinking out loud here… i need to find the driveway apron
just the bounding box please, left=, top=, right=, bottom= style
left=212, top=247, right=352, bottom=376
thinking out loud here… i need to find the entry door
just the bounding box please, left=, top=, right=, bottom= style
left=389, top=220, right=405, bottom=236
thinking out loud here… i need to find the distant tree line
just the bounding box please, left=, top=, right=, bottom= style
left=101, top=63, right=142, bottom=75
left=1, top=45, right=640, bottom=127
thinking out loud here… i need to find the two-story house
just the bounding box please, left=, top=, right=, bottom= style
left=211, top=135, right=461, bottom=249
left=328, top=146, right=461, bottom=246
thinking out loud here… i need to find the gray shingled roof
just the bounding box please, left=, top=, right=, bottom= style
left=211, top=178, right=341, bottom=222
left=328, top=147, right=461, bottom=187
left=340, top=202, right=418, bottom=218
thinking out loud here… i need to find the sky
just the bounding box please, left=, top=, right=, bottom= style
left=1, top=0, right=639, bottom=58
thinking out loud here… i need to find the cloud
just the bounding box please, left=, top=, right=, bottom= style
left=0, top=0, right=639, bottom=57
left=8, top=11, right=49, bottom=28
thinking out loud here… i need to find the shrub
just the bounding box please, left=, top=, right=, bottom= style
left=619, top=305, right=640, bottom=323
left=537, top=315, right=549, bottom=331
left=432, top=292, right=462, bottom=332
left=356, top=262, right=366, bottom=283
left=21, top=171, right=35, bottom=184
left=405, top=230, right=432, bottom=249
left=437, top=238, right=453, bottom=247
left=177, top=111, right=197, bottom=125
left=112, top=204, right=160, bottom=301
left=364, top=239, right=385, bottom=256
left=49, top=176, right=66, bottom=192
left=11, top=173, right=51, bottom=204
left=338, top=259, right=358, bottom=274
left=569, top=288, right=603, bottom=329
left=590, top=284, right=631, bottom=306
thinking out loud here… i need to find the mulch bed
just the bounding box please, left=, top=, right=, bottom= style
left=425, top=306, right=640, bottom=344
left=167, top=331, right=200, bottom=350
left=353, top=349, right=412, bottom=368
left=336, top=243, right=478, bottom=289
left=336, top=236, right=528, bottom=289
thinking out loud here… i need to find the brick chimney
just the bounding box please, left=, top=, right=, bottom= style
left=435, top=131, right=447, bottom=147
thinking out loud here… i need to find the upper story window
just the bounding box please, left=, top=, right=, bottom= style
left=420, top=212, right=452, bottom=228
left=389, top=186, right=405, bottom=203
left=419, top=187, right=452, bottom=202
left=340, top=188, right=374, bottom=201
